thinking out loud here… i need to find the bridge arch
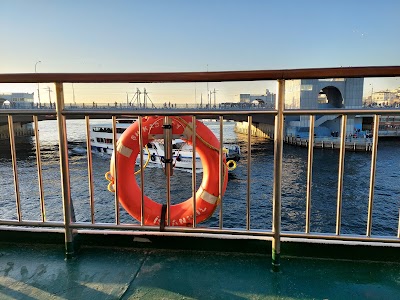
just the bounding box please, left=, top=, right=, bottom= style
left=319, top=86, right=344, bottom=108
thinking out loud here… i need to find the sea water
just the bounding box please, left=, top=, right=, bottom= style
left=0, top=119, right=399, bottom=236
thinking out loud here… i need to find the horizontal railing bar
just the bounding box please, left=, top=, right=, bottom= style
left=60, top=109, right=277, bottom=117
left=0, top=220, right=65, bottom=227
left=2, top=226, right=398, bottom=247
left=68, top=222, right=400, bottom=243
left=3, top=108, right=400, bottom=118
left=89, top=231, right=399, bottom=247
left=77, top=229, right=400, bottom=247
left=69, top=222, right=274, bottom=236
left=1, top=66, right=400, bottom=83
left=0, top=109, right=55, bottom=116
left=281, top=232, right=400, bottom=244
left=1, top=220, right=399, bottom=244
left=59, top=108, right=400, bottom=120
left=76, top=229, right=274, bottom=241
left=284, top=109, right=400, bottom=115
left=0, top=227, right=64, bottom=234
left=76, top=229, right=398, bottom=247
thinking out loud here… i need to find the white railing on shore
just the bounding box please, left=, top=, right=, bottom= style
left=1, top=67, right=400, bottom=269
left=3, top=101, right=276, bottom=110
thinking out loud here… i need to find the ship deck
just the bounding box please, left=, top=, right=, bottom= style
left=1, top=233, right=399, bottom=299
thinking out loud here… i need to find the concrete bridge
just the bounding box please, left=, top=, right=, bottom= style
left=2, top=105, right=400, bottom=145
left=0, top=104, right=276, bottom=126
left=0, top=104, right=276, bottom=141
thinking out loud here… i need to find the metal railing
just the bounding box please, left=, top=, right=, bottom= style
left=1, top=66, right=400, bottom=270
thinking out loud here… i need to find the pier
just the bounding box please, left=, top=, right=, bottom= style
left=284, top=136, right=374, bottom=151
left=0, top=125, right=33, bottom=140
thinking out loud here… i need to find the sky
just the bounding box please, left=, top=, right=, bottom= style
left=1, top=0, right=400, bottom=104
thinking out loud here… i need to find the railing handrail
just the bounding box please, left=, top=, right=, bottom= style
left=1, top=66, right=400, bottom=83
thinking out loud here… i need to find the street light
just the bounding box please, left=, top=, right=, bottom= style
left=370, top=83, right=374, bottom=105
left=35, top=61, right=41, bottom=106
left=72, top=83, right=76, bottom=104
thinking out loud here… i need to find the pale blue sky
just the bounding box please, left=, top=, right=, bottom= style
left=1, top=0, right=399, bottom=103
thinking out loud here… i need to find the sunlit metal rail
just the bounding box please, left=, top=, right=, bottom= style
left=1, top=66, right=400, bottom=270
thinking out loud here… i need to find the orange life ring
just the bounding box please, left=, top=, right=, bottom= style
left=108, top=116, right=228, bottom=226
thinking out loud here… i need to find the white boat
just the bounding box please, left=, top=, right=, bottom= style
left=90, top=119, right=240, bottom=170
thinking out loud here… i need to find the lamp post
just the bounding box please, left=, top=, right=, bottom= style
left=35, top=61, right=41, bottom=107
left=72, top=83, right=76, bottom=105
left=370, top=83, right=374, bottom=105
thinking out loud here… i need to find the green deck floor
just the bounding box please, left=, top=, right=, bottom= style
left=0, top=243, right=399, bottom=299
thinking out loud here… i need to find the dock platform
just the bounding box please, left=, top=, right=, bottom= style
left=285, top=136, right=374, bottom=151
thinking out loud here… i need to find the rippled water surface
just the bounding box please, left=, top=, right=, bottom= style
left=0, top=119, right=399, bottom=236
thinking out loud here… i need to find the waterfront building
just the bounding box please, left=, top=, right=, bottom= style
left=372, top=90, right=397, bottom=106
left=239, top=89, right=275, bottom=107
left=284, top=78, right=364, bottom=137
left=392, top=86, right=400, bottom=97
left=0, top=92, right=35, bottom=108
left=0, top=92, right=35, bottom=139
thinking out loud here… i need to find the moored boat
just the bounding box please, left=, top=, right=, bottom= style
left=89, top=119, right=240, bottom=170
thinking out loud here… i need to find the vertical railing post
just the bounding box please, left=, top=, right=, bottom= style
left=8, top=115, right=22, bottom=222
left=246, top=115, right=252, bottom=231
left=85, top=116, right=95, bottom=224
left=305, top=115, right=315, bottom=233
left=112, top=116, right=120, bottom=224
left=272, top=79, right=285, bottom=272
left=219, top=115, right=224, bottom=229
left=192, top=115, right=197, bottom=228
left=398, top=208, right=400, bottom=239
left=138, top=116, right=145, bottom=226
left=367, top=114, right=380, bottom=236
left=55, top=82, right=76, bottom=258
left=164, top=116, right=173, bottom=226
left=336, top=115, right=347, bottom=235
left=33, top=115, right=46, bottom=222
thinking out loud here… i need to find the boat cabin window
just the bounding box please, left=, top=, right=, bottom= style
left=173, top=142, right=186, bottom=149
left=96, top=138, right=112, bottom=144
left=92, top=127, right=112, bottom=133
left=117, top=119, right=136, bottom=123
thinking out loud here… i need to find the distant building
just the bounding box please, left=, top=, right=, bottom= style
left=0, top=92, right=35, bottom=108
left=284, top=78, right=364, bottom=137
left=393, top=87, right=400, bottom=105
left=372, top=90, right=397, bottom=106
left=0, top=93, right=35, bottom=139
left=239, top=89, right=275, bottom=107
left=391, top=86, right=400, bottom=96
left=285, top=78, right=363, bottom=110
